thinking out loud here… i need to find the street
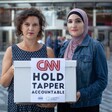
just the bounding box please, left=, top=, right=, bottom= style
left=0, top=53, right=112, bottom=112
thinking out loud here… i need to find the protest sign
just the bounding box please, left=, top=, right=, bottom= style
left=30, top=58, right=65, bottom=102
left=14, top=59, right=77, bottom=103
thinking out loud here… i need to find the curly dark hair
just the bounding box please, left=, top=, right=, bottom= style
left=14, top=8, right=46, bottom=39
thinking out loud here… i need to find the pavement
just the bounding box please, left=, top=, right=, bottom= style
left=0, top=53, right=8, bottom=112
left=0, top=52, right=112, bottom=112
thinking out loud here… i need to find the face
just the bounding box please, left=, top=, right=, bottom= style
left=67, top=14, right=84, bottom=37
left=21, top=16, right=40, bottom=40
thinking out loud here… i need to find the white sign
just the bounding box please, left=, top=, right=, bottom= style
left=30, top=58, right=65, bottom=102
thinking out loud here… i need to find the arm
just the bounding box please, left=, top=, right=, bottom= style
left=0, top=46, right=14, bottom=88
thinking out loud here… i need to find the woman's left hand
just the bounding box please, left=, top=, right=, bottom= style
left=37, top=103, right=57, bottom=108
left=76, top=91, right=81, bottom=101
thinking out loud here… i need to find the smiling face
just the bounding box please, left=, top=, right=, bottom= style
left=67, top=14, right=84, bottom=38
left=21, top=16, right=40, bottom=40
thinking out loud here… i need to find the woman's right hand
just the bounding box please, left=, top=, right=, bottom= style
left=0, top=65, right=14, bottom=88
left=0, top=47, right=13, bottom=88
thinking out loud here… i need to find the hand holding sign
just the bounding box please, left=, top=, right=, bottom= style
left=37, top=103, right=57, bottom=108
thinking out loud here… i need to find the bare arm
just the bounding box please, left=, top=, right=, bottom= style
left=0, top=46, right=14, bottom=88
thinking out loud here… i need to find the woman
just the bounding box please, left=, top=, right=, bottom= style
left=57, top=8, right=108, bottom=112
left=0, top=8, right=56, bottom=112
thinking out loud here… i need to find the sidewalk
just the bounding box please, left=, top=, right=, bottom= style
left=100, top=53, right=112, bottom=112
left=0, top=54, right=7, bottom=112
left=0, top=53, right=112, bottom=112
left=0, top=85, right=8, bottom=112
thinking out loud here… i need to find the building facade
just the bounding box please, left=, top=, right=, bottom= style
left=0, top=0, right=112, bottom=55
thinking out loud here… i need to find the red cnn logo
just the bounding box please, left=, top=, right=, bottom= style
left=36, top=60, right=60, bottom=71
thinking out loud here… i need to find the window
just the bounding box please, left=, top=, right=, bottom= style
left=0, top=8, right=11, bottom=26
